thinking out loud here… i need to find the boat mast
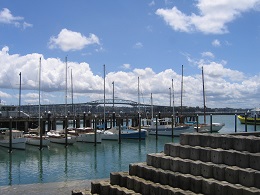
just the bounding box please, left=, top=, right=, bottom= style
left=103, top=64, right=106, bottom=131
left=138, top=76, right=140, bottom=114
left=181, top=65, right=183, bottom=115
left=172, top=79, right=175, bottom=126
left=202, top=66, right=206, bottom=124
left=39, top=57, right=42, bottom=149
left=151, top=93, right=153, bottom=125
left=65, top=56, right=68, bottom=116
left=19, top=72, right=21, bottom=118
left=71, top=69, right=74, bottom=127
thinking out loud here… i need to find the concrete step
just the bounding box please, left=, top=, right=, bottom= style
left=129, top=162, right=260, bottom=195
left=180, top=133, right=260, bottom=153
left=164, top=143, right=260, bottom=170
left=147, top=153, right=260, bottom=188
left=91, top=180, right=140, bottom=195
left=110, top=171, right=202, bottom=195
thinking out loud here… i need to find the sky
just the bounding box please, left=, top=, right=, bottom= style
left=0, top=0, right=260, bottom=109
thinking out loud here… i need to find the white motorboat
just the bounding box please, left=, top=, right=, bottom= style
left=69, top=127, right=102, bottom=143
left=0, top=129, right=26, bottom=150
left=47, top=130, right=77, bottom=145
left=24, top=127, right=50, bottom=147
left=104, top=126, right=147, bottom=140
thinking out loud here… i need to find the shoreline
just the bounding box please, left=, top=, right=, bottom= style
left=0, top=179, right=107, bottom=195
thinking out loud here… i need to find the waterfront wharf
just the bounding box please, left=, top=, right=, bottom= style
left=73, top=132, right=260, bottom=195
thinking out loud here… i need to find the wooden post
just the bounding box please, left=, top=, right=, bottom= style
left=156, top=115, right=158, bottom=140
left=65, top=116, right=68, bottom=147
left=245, top=113, right=247, bottom=132
left=118, top=117, right=121, bottom=144
left=235, top=114, right=237, bottom=132
left=196, top=114, right=199, bottom=132
left=171, top=115, right=174, bottom=138
left=254, top=114, right=257, bottom=132
left=210, top=114, right=212, bottom=133
left=139, top=114, right=141, bottom=141
left=8, top=117, right=12, bottom=153
left=94, top=117, right=97, bottom=146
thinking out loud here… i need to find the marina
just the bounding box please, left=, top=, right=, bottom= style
left=0, top=114, right=260, bottom=189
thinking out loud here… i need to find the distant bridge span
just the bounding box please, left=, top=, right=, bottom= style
left=87, top=99, right=150, bottom=107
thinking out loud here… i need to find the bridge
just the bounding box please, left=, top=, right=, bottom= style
left=87, top=99, right=149, bottom=107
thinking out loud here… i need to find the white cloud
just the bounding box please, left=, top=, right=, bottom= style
left=0, top=8, right=32, bottom=29
left=156, top=0, right=260, bottom=34
left=133, top=42, right=143, bottom=49
left=49, top=29, right=100, bottom=52
left=201, top=51, right=215, bottom=58
left=212, top=39, right=221, bottom=47
left=122, top=64, right=131, bottom=69
left=0, top=46, right=260, bottom=108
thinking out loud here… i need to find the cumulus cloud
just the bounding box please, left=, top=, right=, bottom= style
left=49, top=29, right=100, bottom=52
left=201, top=51, right=215, bottom=58
left=0, top=8, right=32, bottom=29
left=156, top=0, right=260, bottom=34
left=0, top=46, right=259, bottom=108
left=133, top=42, right=143, bottom=49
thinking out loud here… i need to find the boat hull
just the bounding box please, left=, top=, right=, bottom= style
left=77, top=133, right=102, bottom=143
left=26, top=137, right=50, bottom=147
left=120, top=130, right=147, bottom=139
left=194, top=123, right=225, bottom=133
left=238, top=115, right=260, bottom=125
left=48, top=136, right=77, bottom=145
left=0, top=138, right=26, bottom=150
left=148, top=126, right=192, bottom=136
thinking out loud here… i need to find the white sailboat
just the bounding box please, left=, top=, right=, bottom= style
left=25, top=58, right=50, bottom=147
left=194, top=67, right=225, bottom=133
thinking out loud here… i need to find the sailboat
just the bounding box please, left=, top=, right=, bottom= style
left=25, top=58, right=50, bottom=147
left=145, top=78, right=191, bottom=137
left=47, top=57, right=77, bottom=145
left=194, top=67, right=225, bottom=133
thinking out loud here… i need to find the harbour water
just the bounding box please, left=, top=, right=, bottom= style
left=0, top=114, right=259, bottom=187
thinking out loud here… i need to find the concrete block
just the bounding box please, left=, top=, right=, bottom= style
left=180, top=133, right=189, bottom=145
left=254, top=171, right=260, bottom=188
left=161, top=155, right=171, bottom=170
left=140, top=180, right=151, bottom=195
left=170, top=157, right=180, bottom=172
left=159, top=170, right=170, bottom=185
left=142, top=165, right=152, bottom=180
left=179, top=145, right=190, bottom=159
left=199, top=147, right=211, bottom=162
left=178, top=174, right=191, bottom=191
left=250, top=153, right=260, bottom=171
left=201, top=178, right=215, bottom=195
left=211, top=148, right=223, bottom=164
left=91, top=181, right=102, bottom=194
left=189, top=175, right=202, bottom=193
left=238, top=168, right=256, bottom=187
left=225, top=183, right=244, bottom=195
left=236, top=151, right=249, bottom=168
left=199, top=134, right=211, bottom=147
left=157, top=185, right=169, bottom=195
left=119, top=172, right=128, bottom=187
left=168, top=172, right=179, bottom=188
left=149, top=183, right=159, bottom=195
left=136, top=163, right=145, bottom=178
left=223, top=150, right=236, bottom=166
left=178, top=159, right=190, bottom=174
left=133, top=177, right=142, bottom=193
left=214, top=181, right=228, bottom=195
left=190, top=160, right=201, bottom=176
left=233, top=136, right=246, bottom=151
left=190, top=146, right=200, bottom=160
left=210, top=134, right=222, bottom=149
left=170, top=143, right=180, bottom=157
left=221, top=134, right=234, bottom=150
left=164, top=143, right=171, bottom=155
left=188, top=133, right=201, bottom=146
left=200, top=162, right=213, bottom=178
left=225, top=166, right=239, bottom=184
left=245, top=136, right=260, bottom=153
left=243, top=187, right=260, bottom=195
left=100, top=182, right=110, bottom=195
left=129, top=163, right=139, bottom=176
left=126, top=176, right=134, bottom=190
left=212, top=164, right=226, bottom=181
left=146, top=153, right=153, bottom=166
left=110, top=172, right=121, bottom=185
left=150, top=168, right=160, bottom=183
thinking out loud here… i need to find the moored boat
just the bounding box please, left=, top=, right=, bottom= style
left=193, top=122, right=225, bottom=133
left=24, top=127, right=50, bottom=147
left=0, top=129, right=26, bottom=150
left=105, top=126, right=147, bottom=140
left=238, top=108, right=260, bottom=125
left=69, top=127, right=102, bottom=143
left=47, top=130, right=77, bottom=145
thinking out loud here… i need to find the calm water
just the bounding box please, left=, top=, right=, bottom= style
left=0, top=115, right=259, bottom=186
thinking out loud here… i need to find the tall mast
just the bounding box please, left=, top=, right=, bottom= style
left=138, top=76, right=140, bottom=114
left=103, top=64, right=106, bottom=131
left=202, top=66, right=206, bottom=124
left=38, top=58, right=41, bottom=127
left=112, top=81, right=114, bottom=112
left=181, top=65, right=183, bottom=115
left=19, top=72, right=21, bottom=118
left=65, top=56, right=68, bottom=116
left=71, top=69, right=74, bottom=127
left=172, top=79, right=175, bottom=126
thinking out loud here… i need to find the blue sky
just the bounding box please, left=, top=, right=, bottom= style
left=0, top=0, right=260, bottom=109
